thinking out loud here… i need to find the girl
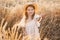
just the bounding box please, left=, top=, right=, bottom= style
left=18, top=4, right=41, bottom=40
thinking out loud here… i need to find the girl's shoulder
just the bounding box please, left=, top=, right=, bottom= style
left=18, top=16, right=26, bottom=27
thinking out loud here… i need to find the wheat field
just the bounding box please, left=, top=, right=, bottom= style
left=0, top=0, right=60, bottom=40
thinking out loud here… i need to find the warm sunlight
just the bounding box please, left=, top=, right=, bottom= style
left=0, top=0, right=60, bottom=40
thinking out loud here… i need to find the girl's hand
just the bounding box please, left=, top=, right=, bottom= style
left=35, top=16, right=42, bottom=23
left=34, top=14, right=42, bottom=23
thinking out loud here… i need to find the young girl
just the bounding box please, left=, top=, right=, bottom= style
left=18, top=4, right=41, bottom=40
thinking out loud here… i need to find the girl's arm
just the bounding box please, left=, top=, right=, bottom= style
left=34, top=14, right=42, bottom=27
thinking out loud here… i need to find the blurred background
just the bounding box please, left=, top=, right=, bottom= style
left=0, top=0, right=60, bottom=13
left=0, top=0, right=60, bottom=40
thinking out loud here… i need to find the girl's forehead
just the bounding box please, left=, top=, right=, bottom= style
left=27, top=7, right=34, bottom=9
left=27, top=6, right=34, bottom=8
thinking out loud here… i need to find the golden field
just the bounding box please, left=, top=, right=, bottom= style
left=0, top=0, right=60, bottom=40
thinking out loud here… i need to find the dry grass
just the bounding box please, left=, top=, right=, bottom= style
left=0, top=8, right=60, bottom=40
left=40, top=10, right=60, bottom=40
left=0, top=5, right=30, bottom=40
left=0, top=2, right=60, bottom=40
left=0, top=6, right=23, bottom=40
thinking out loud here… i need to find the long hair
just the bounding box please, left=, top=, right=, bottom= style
left=25, top=4, right=35, bottom=20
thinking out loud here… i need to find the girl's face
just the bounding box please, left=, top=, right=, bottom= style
left=26, top=6, right=35, bottom=16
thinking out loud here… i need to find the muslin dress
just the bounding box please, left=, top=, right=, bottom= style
left=18, top=14, right=41, bottom=40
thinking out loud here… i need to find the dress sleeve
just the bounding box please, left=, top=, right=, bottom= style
left=18, top=17, right=25, bottom=28
left=36, top=21, right=40, bottom=27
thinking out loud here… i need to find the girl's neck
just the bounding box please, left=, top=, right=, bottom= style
left=28, top=15, right=32, bottom=20
left=28, top=17, right=32, bottom=21
left=26, top=16, right=32, bottom=23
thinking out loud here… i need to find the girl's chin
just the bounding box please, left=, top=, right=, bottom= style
left=29, top=14, right=33, bottom=15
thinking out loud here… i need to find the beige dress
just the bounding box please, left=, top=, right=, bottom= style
left=25, top=19, right=40, bottom=40
left=18, top=14, right=41, bottom=40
